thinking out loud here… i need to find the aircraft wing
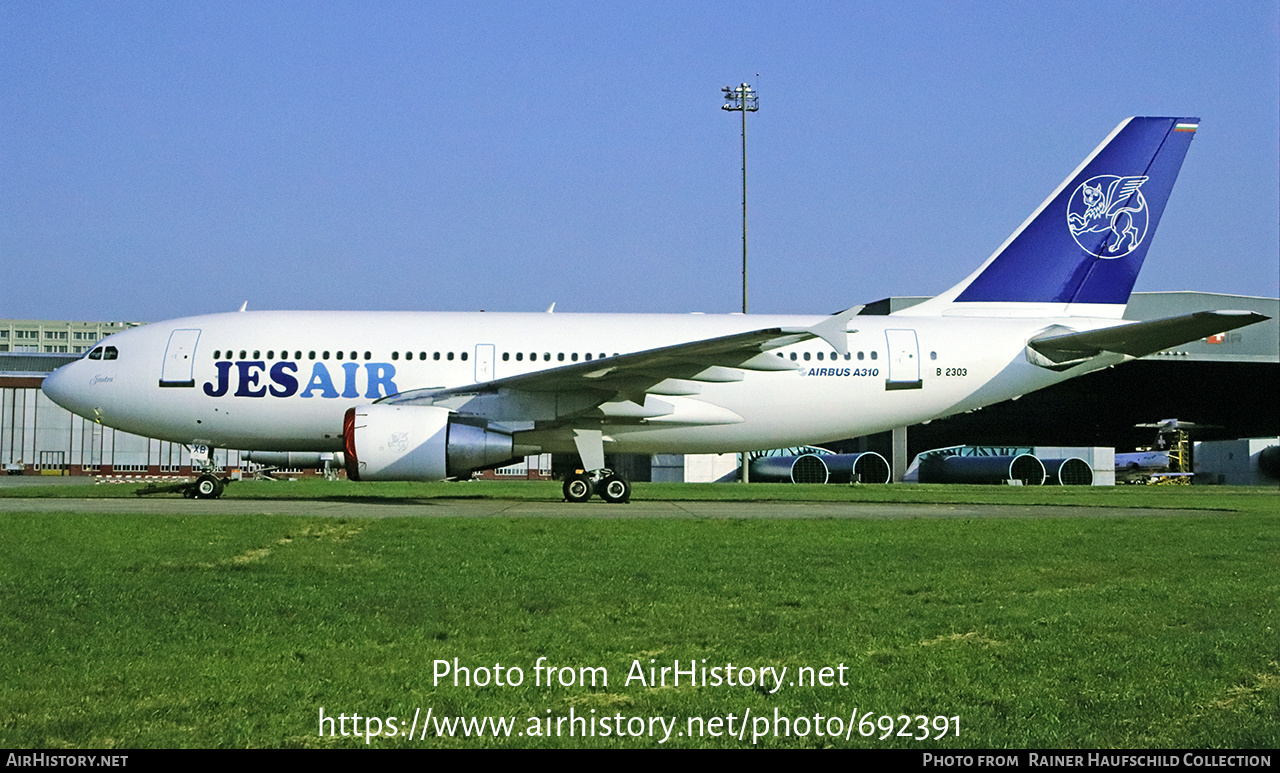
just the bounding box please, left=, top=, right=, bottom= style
left=1027, top=310, right=1268, bottom=365
left=377, top=306, right=861, bottom=426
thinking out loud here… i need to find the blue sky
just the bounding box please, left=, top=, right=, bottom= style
left=3, top=1, right=1277, bottom=322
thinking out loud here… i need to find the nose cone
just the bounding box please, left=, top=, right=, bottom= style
left=41, top=362, right=87, bottom=416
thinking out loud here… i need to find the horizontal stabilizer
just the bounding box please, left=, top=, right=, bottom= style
left=1027, top=310, right=1268, bottom=366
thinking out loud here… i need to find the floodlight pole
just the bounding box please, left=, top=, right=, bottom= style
left=721, top=83, right=758, bottom=315
left=722, top=82, right=758, bottom=483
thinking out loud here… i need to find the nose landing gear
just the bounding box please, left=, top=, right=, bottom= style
left=191, top=473, right=225, bottom=499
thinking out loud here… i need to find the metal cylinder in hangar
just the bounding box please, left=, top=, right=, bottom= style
left=918, top=453, right=1046, bottom=485
left=822, top=452, right=892, bottom=484
left=747, top=452, right=891, bottom=484
left=244, top=451, right=345, bottom=469
left=1259, top=446, right=1280, bottom=481
left=1041, top=457, right=1094, bottom=485
left=749, top=454, right=829, bottom=484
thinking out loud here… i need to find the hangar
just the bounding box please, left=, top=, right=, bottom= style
left=2, top=291, right=1276, bottom=480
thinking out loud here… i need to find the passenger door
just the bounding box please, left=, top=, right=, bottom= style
left=884, top=329, right=922, bottom=390
left=159, top=329, right=201, bottom=388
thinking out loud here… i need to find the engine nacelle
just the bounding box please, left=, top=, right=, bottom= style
left=343, top=405, right=517, bottom=481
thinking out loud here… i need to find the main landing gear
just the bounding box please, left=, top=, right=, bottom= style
left=562, top=470, right=631, bottom=504
left=562, top=428, right=629, bottom=503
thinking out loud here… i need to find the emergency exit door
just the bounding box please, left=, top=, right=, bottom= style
left=474, top=343, right=495, bottom=382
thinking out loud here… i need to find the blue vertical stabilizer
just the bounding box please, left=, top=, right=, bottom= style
left=940, top=117, right=1198, bottom=308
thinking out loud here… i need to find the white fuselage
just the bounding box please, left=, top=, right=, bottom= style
left=40, top=309, right=1115, bottom=455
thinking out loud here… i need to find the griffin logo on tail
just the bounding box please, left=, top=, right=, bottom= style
left=1067, top=174, right=1149, bottom=258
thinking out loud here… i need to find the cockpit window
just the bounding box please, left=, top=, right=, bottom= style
left=103, top=346, right=118, bottom=360
left=87, top=348, right=102, bottom=360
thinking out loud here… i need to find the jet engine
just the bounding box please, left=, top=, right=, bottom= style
left=343, top=405, right=518, bottom=481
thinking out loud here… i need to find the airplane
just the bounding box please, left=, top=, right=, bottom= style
left=1114, top=451, right=1171, bottom=483
left=41, top=116, right=1269, bottom=502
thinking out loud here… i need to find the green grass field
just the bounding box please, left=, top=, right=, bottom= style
left=2, top=476, right=1275, bottom=509
left=0, top=480, right=1276, bottom=748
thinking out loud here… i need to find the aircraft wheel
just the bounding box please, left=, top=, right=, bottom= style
left=597, top=474, right=631, bottom=504
left=563, top=474, right=593, bottom=503
left=193, top=474, right=224, bottom=499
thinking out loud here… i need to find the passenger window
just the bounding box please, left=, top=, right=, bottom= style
left=447, top=352, right=454, bottom=361
left=323, top=351, right=330, bottom=360
left=364, top=352, right=371, bottom=360
left=294, top=351, right=302, bottom=360
left=817, top=352, right=824, bottom=361
left=571, top=353, right=579, bottom=362
left=433, top=352, right=440, bottom=360
left=461, top=352, right=468, bottom=361
left=930, top=351, right=937, bottom=360
left=239, top=350, right=247, bottom=360
left=516, top=352, right=524, bottom=361
left=502, top=352, right=509, bottom=361
left=336, top=351, right=344, bottom=360
left=584, top=353, right=592, bottom=361
left=789, top=352, right=797, bottom=361
left=870, top=351, right=878, bottom=360
left=803, top=352, right=811, bottom=361
left=857, top=351, right=864, bottom=360
left=557, top=353, right=565, bottom=362
left=212, top=350, right=221, bottom=359
left=267, top=351, right=274, bottom=360
left=308, top=351, right=316, bottom=360
left=391, top=352, right=399, bottom=361
left=350, top=352, right=357, bottom=361
left=253, top=350, right=260, bottom=359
